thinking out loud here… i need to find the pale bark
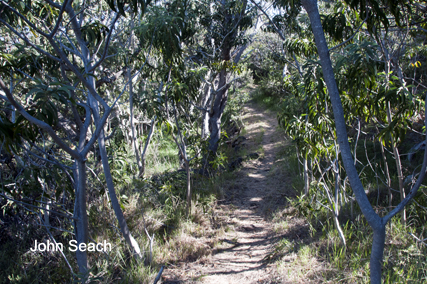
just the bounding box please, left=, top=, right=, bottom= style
left=301, top=1, right=427, bottom=283
left=88, top=83, right=142, bottom=259
left=129, top=67, right=143, bottom=174
left=66, top=1, right=143, bottom=261
left=380, top=139, right=393, bottom=208
left=303, top=157, right=309, bottom=195
left=208, top=68, right=230, bottom=154
left=140, top=118, right=156, bottom=178
left=207, top=0, right=248, bottom=155
left=0, top=0, right=145, bottom=278
left=74, top=159, right=89, bottom=278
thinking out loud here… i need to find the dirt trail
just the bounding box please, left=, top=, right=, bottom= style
left=162, top=101, right=290, bottom=284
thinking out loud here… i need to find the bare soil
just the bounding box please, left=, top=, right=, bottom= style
left=161, top=101, right=295, bottom=284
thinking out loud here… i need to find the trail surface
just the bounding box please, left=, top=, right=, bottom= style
left=162, top=101, right=291, bottom=283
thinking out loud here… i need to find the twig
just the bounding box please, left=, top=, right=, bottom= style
left=408, top=232, right=427, bottom=246
left=0, top=193, right=77, bottom=220
left=153, top=266, right=164, bottom=284
left=329, top=14, right=368, bottom=52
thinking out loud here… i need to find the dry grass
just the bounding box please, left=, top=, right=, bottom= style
left=158, top=230, right=212, bottom=263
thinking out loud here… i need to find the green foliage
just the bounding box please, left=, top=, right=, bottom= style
left=137, top=0, right=197, bottom=65
left=321, top=4, right=354, bottom=42
left=199, top=0, right=255, bottom=62
left=106, top=0, right=152, bottom=16
left=283, top=37, right=317, bottom=57
left=0, top=0, right=58, bottom=26
left=0, top=44, right=59, bottom=77
left=81, top=22, right=110, bottom=48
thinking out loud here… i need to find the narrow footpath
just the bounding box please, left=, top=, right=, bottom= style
left=162, top=101, right=292, bottom=283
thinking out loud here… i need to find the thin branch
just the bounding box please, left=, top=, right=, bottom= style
left=153, top=266, right=164, bottom=284
left=383, top=81, right=427, bottom=224
left=1, top=1, right=49, bottom=37
left=89, top=12, right=121, bottom=72
left=250, top=0, right=286, bottom=41
left=0, top=193, right=78, bottom=220
left=48, top=0, right=72, bottom=38
left=329, top=14, right=368, bottom=52
left=408, top=232, right=427, bottom=246
left=0, top=19, right=60, bottom=62
left=0, top=77, right=80, bottom=160
left=20, top=144, right=73, bottom=170
left=44, top=0, right=61, bottom=9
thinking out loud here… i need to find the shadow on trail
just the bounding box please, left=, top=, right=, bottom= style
left=162, top=102, right=310, bottom=284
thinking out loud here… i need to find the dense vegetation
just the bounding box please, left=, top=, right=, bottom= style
left=0, top=0, right=426, bottom=283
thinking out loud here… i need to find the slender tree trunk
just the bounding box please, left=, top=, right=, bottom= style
left=201, top=72, right=214, bottom=140
left=386, top=102, right=406, bottom=224
left=74, top=159, right=88, bottom=279
left=171, top=101, right=192, bottom=216
left=139, top=118, right=156, bottom=178
left=87, top=75, right=142, bottom=259
left=370, top=225, right=386, bottom=283
left=185, top=159, right=191, bottom=216
left=97, top=127, right=142, bottom=259
left=317, top=159, right=346, bottom=247
left=304, top=155, right=309, bottom=195
left=333, top=162, right=346, bottom=247
left=129, top=68, right=143, bottom=174
left=379, top=138, right=393, bottom=209
left=300, top=1, right=384, bottom=283
left=208, top=68, right=229, bottom=154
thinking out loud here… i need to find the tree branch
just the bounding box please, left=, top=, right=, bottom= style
left=328, top=14, right=368, bottom=52
left=0, top=77, right=80, bottom=160
left=1, top=1, right=49, bottom=37
left=48, top=0, right=72, bottom=38
left=89, top=13, right=121, bottom=72
left=0, top=19, right=60, bottom=62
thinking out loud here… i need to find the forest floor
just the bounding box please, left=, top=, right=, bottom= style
left=161, top=100, right=303, bottom=283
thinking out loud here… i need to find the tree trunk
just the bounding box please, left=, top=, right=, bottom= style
left=300, top=1, right=384, bottom=282
left=73, top=159, right=89, bottom=279
left=207, top=0, right=247, bottom=155
left=208, top=68, right=229, bottom=154
left=370, top=225, right=386, bottom=283
left=201, top=71, right=214, bottom=140
left=129, top=68, right=143, bottom=175
left=97, top=127, right=142, bottom=259
left=379, top=138, right=393, bottom=209
left=303, top=156, right=309, bottom=195
left=139, top=118, right=156, bottom=178
left=386, top=102, right=406, bottom=224
left=87, top=76, right=142, bottom=259
left=185, top=159, right=191, bottom=216
left=333, top=162, right=346, bottom=247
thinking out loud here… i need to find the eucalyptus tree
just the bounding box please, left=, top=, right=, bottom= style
left=198, top=0, right=254, bottom=156
left=0, top=0, right=152, bottom=279
left=253, top=0, right=427, bottom=282
left=135, top=0, right=207, bottom=214
left=296, top=0, right=427, bottom=283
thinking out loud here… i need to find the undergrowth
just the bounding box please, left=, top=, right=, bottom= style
left=252, top=86, right=427, bottom=283
left=0, top=82, right=250, bottom=284
left=269, top=138, right=427, bottom=283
